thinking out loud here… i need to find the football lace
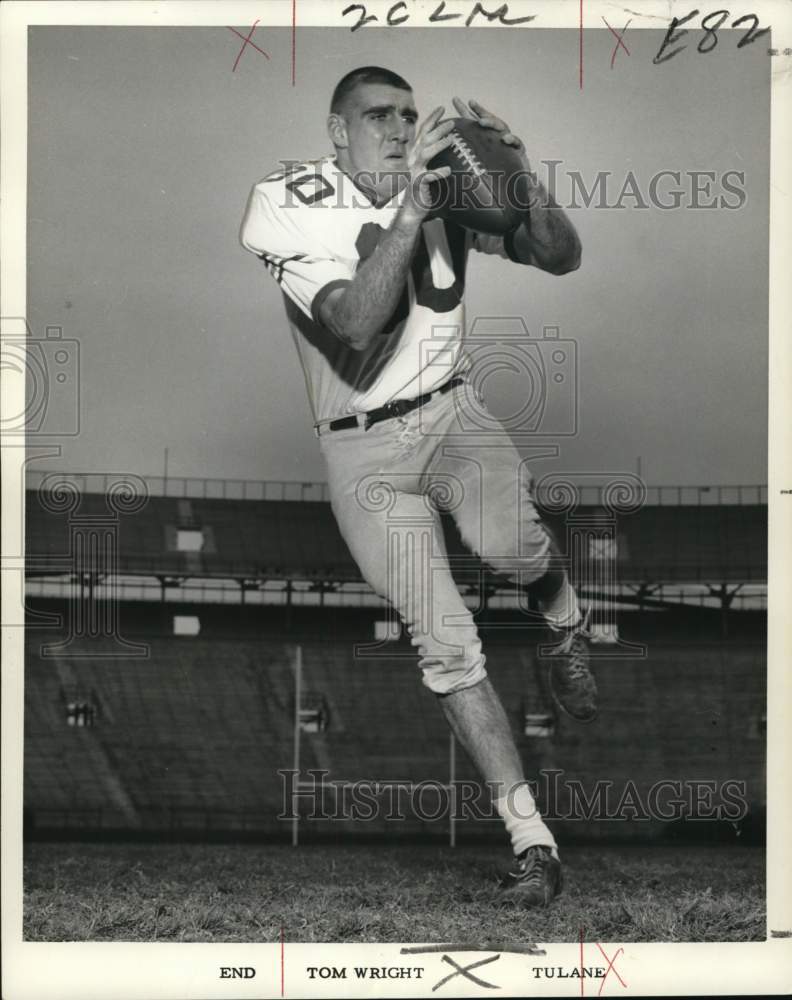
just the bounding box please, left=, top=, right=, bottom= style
left=450, top=133, right=486, bottom=178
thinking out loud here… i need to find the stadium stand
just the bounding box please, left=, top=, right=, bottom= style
left=613, top=505, right=767, bottom=582
left=24, top=613, right=765, bottom=841
left=26, top=495, right=360, bottom=581
left=22, top=477, right=767, bottom=842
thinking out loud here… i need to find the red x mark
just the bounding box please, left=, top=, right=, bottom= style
left=602, top=17, right=631, bottom=69
left=228, top=20, right=270, bottom=72
left=596, top=942, right=627, bottom=994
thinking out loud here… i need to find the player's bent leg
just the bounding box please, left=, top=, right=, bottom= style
left=431, top=437, right=597, bottom=723
left=321, top=464, right=494, bottom=698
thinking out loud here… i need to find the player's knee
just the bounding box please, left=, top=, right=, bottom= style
left=485, top=522, right=552, bottom=586
left=420, top=651, right=488, bottom=696
left=406, top=619, right=487, bottom=695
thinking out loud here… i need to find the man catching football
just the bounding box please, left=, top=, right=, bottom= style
left=241, top=66, right=591, bottom=905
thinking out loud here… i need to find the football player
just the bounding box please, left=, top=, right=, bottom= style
left=241, top=66, right=592, bottom=905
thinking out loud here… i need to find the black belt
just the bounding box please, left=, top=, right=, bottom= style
left=324, top=376, right=466, bottom=434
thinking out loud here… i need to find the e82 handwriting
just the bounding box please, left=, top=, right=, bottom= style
left=653, top=9, right=770, bottom=64
left=341, top=1, right=536, bottom=32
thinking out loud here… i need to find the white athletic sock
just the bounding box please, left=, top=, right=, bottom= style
left=494, top=783, right=559, bottom=859
left=538, top=578, right=580, bottom=630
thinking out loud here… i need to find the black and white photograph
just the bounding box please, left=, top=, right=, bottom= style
left=1, top=1, right=791, bottom=997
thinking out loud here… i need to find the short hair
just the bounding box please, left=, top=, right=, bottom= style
left=330, top=66, right=412, bottom=115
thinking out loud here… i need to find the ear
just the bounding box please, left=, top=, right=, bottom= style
left=327, top=113, right=348, bottom=149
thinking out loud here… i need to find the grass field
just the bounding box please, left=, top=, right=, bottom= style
left=23, top=841, right=764, bottom=943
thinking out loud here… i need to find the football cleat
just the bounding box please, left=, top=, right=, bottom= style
left=500, top=845, right=562, bottom=906
left=544, top=610, right=598, bottom=723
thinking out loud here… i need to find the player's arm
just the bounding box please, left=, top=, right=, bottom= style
left=453, top=98, right=581, bottom=276
left=318, top=214, right=420, bottom=351
left=509, top=176, right=581, bottom=276
left=319, top=110, right=455, bottom=351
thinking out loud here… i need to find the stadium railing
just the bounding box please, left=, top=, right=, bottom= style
left=25, top=470, right=767, bottom=507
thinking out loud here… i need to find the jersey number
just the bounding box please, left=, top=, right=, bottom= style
left=263, top=164, right=335, bottom=206
left=285, top=172, right=335, bottom=205
left=355, top=222, right=465, bottom=335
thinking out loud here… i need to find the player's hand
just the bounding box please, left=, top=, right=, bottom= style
left=401, top=106, right=455, bottom=223
left=452, top=97, right=531, bottom=171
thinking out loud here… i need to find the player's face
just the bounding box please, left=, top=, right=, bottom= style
left=334, top=83, right=418, bottom=204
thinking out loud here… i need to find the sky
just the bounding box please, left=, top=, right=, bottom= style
left=26, top=25, right=770, bottom=488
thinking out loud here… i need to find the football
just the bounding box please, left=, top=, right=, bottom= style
left=427, top=117, right=529, bottom=235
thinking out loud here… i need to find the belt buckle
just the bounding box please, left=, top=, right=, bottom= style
left=386, top=399, right=409, bottom=419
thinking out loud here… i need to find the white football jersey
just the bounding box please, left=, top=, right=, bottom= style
left=240, top=155, right=520, bottom=424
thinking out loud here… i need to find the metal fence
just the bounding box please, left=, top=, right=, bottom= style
left=25, top=470, right=330, bottom=502
left=25, top=470, right=767, bottom=506
left=25, top=575, right=767, bottom=610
